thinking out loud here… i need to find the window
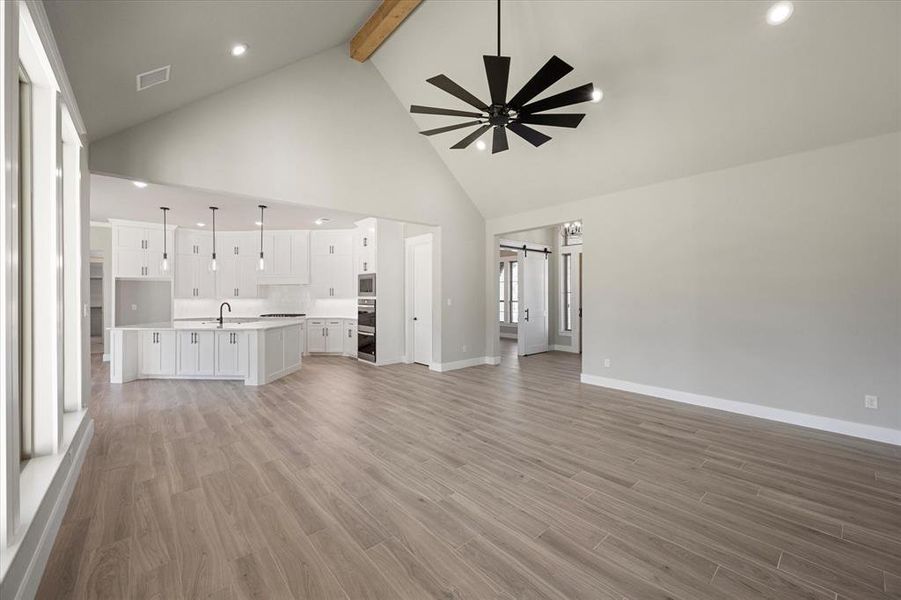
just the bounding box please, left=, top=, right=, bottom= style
left=510, top=260, right=519, bottom=324
left=562, top=253, right=572, bottom=331
left=498, top=262, right=505, bottom=322
left=19, top=68, right=33, bottom=461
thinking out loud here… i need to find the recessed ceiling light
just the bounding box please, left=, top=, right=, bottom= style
left=231, top=43, right=248, bottom=57
left=590, top=88, right=604, bottom=103
left=314, top=218, right=330, bottom=226
left=766, top=1, right=794, bottom=25
left=196, top=222, right=206, bottom=227
left=475, top=140, right=486, bottom=151
left=133, top=181, right=148, bottom=188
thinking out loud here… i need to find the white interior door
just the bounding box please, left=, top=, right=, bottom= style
left=518, top=250, right=549, bottom=356
left=411, top=240, right=433, bottom=366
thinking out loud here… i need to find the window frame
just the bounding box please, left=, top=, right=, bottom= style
left=18, top=65, right=33, bottom=462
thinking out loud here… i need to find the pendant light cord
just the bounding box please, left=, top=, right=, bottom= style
left=258, top=205, right=266, bottom=257
left=161, top=208, right=167, bottom=255
left=497, top=0, right=501, bottom=57
left=210, top=206, right=217, bottom=258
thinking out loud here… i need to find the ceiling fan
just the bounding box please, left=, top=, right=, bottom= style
left=411, top=0, right=600, bottom=154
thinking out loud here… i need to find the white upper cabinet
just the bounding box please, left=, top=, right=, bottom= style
left=310, top=231, right=354, bottom=298
left=311, top=230, right=352, bottom=256
left=354, top=218, right=377, bottom=275
left=175, top=253, right=215, bottom=299
left=258, top=230, right=309, bottom=284
left=218, top=232, right=257, bottom=258
left=216, top=255, right=258, bottom=298
left=112, top=221, right=175, bottom=279
left=177, top=229, right=212, bottom=257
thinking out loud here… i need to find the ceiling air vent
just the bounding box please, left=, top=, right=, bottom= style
left=136, top=65, right=170, bottom=91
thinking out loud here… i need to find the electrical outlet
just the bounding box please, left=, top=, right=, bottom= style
left=864, top=395, right=878, bottom=410
left=131, top=304, right=138, bottom=311
left=603, top=358, right=611, bottom=368
left=446, top=297, right=452, bottom=306
left=462, top=344, right=467, bottom=353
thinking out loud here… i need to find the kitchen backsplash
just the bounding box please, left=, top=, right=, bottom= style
left=173, top=285, right=312, bottom=319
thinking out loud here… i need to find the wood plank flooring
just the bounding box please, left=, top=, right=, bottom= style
left=37, top=343, right=901, bottom=599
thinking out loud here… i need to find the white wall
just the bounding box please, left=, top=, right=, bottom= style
left=487, top=133, right=901, bottom=437
left=88, top=45, right=486, bottom=365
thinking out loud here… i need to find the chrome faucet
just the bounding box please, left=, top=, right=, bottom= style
left=218, top=302, right=231, bottom=327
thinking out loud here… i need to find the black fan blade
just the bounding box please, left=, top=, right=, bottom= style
left=450, top=124, right=491, bottom=149
left=517, top=113, right=585, bottom=128
left=411, top=105, right=484, bottom=118
left=426, top=75, right=489, bottom=111
left=520, top=83, right=595, bottom=114
left=507, top=55, right=573, bottom=109
left=483, top=55, right=511, bottom=106
left=419, top=121, right=482, bottom=136
left=507, top=122, right=551, bottom=147
left=492, top=126, right=509, bottom=154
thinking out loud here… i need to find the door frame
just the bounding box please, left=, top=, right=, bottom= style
left=404, top=233, right=433, bottom=367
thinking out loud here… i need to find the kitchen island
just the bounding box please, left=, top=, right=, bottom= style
left=109, top=318, right=303, bottom=386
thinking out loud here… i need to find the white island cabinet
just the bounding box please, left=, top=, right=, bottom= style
left=110, top=319, right=303, bottom=386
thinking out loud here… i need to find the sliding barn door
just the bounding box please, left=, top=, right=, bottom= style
left=518, top=250, right=549, bottom=356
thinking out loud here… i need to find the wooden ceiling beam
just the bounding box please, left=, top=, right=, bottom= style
left=350, top=0, right=421, bottom=62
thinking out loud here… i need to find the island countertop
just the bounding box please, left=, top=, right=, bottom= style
left=110, top=318, right=305, bottom=331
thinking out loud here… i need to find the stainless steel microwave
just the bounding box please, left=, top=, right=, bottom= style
left=358, top=273, right=376, bottom=297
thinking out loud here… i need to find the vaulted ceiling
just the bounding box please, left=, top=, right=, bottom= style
left=371, top=0, right=900, bottom=218
left=49, top=1, right=899, bottom=219
left=44, top=0, right=377, bottom=140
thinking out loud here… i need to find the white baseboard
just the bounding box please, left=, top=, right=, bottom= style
left=580, top=374, right=900, bottom=446
left=102, top=353, right=110, bottom=362
left=551, top=344, right=579, bottom=353
left=430, top=356, right=497, bottom=372
left=10, top=418, right=94, bottom=600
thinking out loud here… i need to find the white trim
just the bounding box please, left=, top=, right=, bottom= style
left=551, top=344, right=578, bottom=353
left=1, top=412, right=92, bottom=599
left=21, top=0, right=85, bottom=137
left=429, top=356, right=497, bottom=372
left=580, top=374, right=901, bottom=446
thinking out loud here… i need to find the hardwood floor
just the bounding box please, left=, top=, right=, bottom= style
left=37, top=343, right=901, bottom=599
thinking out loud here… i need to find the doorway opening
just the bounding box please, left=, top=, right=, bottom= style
left=496, top=222, right=582, bottom=369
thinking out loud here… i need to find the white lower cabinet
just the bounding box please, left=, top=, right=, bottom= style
left=216, top=331, right=247, bottom=377
left=307, top=320, right=327, bottom=353
left=141, top=330, right=176, bottom=375
left=177, top=331, right=215, bottom=376
left=306, top=319, right=347, bottom=353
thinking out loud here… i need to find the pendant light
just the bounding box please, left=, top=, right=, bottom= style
left=257, top=204, right=267, bottom=271
left=159, top=206, right=170, bottom=272
left=208, top=206, right=218, bottom=271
